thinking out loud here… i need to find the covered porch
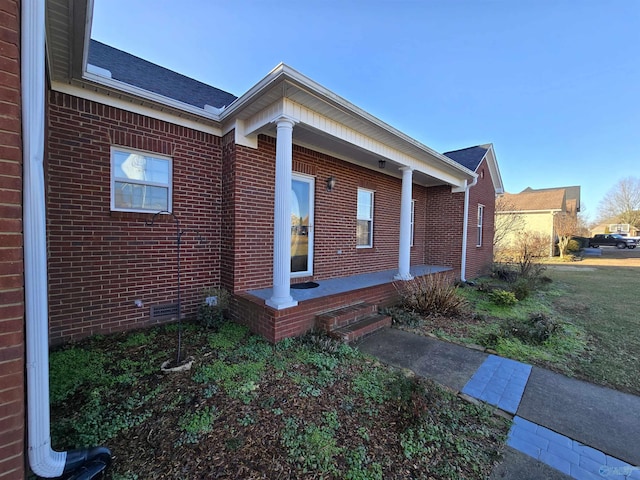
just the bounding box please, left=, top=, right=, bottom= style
left=232, top=264, right=452, bottom=343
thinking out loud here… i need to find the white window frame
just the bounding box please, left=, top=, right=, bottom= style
left=357, top=188, right=374, bottom=248
left=110, top=146, right=173, bottom=213
left=410, top=199, right=415, bottom=247
left=477, top=204, right=485, bottom=247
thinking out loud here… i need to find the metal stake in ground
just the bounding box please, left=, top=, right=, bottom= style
left=146, top=211, right=204, bottom=365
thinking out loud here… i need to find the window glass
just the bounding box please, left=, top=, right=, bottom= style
left=357, top=189, right=374, bottom=247
left=111, top=148, right=172, bottom=212
left=477, top=204, right=484, bottom=247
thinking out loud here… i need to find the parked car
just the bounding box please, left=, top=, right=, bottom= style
left=588, top=234, right=637, bottom=249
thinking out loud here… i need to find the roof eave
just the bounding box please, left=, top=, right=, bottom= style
left=220, top=63, right=476, bottom=182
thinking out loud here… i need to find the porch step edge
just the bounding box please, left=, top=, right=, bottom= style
left=329, top=313, right=391, bottom=343
left=316, top=302, right=377, bottom=330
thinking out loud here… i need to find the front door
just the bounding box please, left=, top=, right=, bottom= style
left=291, top=174, right=314, bottom=277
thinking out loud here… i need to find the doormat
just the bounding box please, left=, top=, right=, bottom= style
left=290, top=282, right=319, bottom=289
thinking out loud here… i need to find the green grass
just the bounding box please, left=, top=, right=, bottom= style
left=546, top=266, right=640, bottom=395
left=396, top=266, right=640, bottom=395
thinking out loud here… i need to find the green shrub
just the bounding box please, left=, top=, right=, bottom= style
left=488, top=289, right=518, bottom=306
left=394, top=273, right=467, bottom=316
left=566, top=239, right=581, bottom=253
left=196, top=287, right=230, bottom=329
left=490, top=263, right=518, bottom=283
left=501, top=313, right=559, bottom=345
left=511, top=280, right=531, bottom=300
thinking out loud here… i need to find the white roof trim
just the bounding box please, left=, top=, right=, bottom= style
left=51, top=81, right=223, bottom=136
left=81, top=70, right=222, bottom=122
left=220, top=63, right=475, bottom=181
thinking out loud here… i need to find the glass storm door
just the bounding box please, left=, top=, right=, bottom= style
left=291, top=174, right=314, bottom=277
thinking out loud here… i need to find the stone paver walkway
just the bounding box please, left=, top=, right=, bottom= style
left=508, top=417, right=640, bottom=480
left=461, top=355, right=531, bottom=414
left=357, top=329, right=640, bottom=480
left=461, top=356, right=640, bottom=480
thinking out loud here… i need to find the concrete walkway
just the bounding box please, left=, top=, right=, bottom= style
left=357, top=328, right=640, bottom=480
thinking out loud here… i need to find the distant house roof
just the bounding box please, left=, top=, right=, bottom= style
left=499, top=189, right=566, bottom=212
left=88, top=40, right=238, bottom=110
left=443, top=145, right=489, bottom=171
left=521, top=185, right=581, bottom=212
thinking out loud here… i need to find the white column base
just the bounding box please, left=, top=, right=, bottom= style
left=265, top=296, right=298, bottom=310
left=393, top=272, right=414, bottom=281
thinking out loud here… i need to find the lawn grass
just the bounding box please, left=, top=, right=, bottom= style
left=49, top=322, right=508, bottom=479
left=545, top=265, right=640, bottom=395
left=393, top=264, right=640, bottom=396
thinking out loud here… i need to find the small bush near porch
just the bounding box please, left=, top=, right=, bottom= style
left=49, top=323, right=508, bottom=479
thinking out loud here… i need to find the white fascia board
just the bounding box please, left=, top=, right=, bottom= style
left=82, top=71, right=223, bottom=121
left=237, top=98, right=468, bottom=188
left=283, top=99, right=469, bottom=187
left=496, top=208, right=562, bottom=214
left=221, top=63, right=475, bottom=180
left=51, top=81, right=223, bottom=136
left=480, top=144, right=504, bottom=194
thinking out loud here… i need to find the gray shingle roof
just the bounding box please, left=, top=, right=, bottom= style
left=443, top=146, right=488, bottom=172
left=88, top=40, right=237, bottom=110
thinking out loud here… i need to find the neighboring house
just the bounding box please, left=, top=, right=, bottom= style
left=496, top=186, right=581, bottom=256
left=590, top=222, right=640, bottom=237
left=3, top=1, right=504, bottom=477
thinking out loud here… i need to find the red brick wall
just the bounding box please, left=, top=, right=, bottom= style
left=46, top=92, right=223, bottom=344
left=230, top=135, right=409, bottom=293
left=232, top=282, right=400, bottom=343
left=423, top=185, right=465, bottom=277
left=466, top=159, right=496, bottom=279
left=0, top=0, right=25, bottom=478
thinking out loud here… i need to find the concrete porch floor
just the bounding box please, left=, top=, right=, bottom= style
left=248, top=264, right=451, bottom=303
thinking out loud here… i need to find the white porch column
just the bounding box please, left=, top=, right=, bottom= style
left=395, top=166, right=414, bottom=281
left=267, top=116, right=298, bottom=310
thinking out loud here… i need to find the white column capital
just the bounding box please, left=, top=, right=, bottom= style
left=399, top=166, right=414, bottom=173
left=272, top=115, right=298, bottom=128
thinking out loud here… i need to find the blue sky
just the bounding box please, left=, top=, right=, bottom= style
left=91, top=0, right=639, bottom=222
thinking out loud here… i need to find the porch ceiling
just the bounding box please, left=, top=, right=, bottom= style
left=291, top=123, right=451, bottom=188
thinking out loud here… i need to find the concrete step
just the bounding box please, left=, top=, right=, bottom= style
left=316, top=302, right=377, bottom=331
left=328, top=313, right=392, bottom=343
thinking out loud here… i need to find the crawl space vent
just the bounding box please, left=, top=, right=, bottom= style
left=150, top=303, right=179, bottom=321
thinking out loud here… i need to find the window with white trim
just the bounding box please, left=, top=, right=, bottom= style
left=111, top=147, right=172, bottom=213
left=477, top=204, right=484, bottom=247
left=410, top=199, right=415, bottom=247
left=357, top=188, right=374, bottom=248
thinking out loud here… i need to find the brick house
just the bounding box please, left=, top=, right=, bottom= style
left=4, top=1, right=503, bottom=477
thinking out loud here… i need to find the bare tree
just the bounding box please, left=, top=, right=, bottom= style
left=597, top=177, right=640, bottom=227
left=554, top=212, right=578, bottom=259
left=494, top=196, right=525, bottom=254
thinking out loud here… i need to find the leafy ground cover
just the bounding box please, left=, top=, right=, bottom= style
left=49, top=323, right=508, bottom=479
left=392, top=264, right=640, bottom=396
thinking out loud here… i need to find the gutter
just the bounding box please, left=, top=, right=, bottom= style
left=23, top=1, right=110, bottom=477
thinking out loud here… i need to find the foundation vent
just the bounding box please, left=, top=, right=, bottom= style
left=150, top=303, right=179, bottom=321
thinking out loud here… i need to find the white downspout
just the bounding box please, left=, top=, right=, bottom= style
left=459, top=176, right=478, bottom=282
left=23, top=0, right=67, bottom=476
left=24, top=1, right=111, bottom=477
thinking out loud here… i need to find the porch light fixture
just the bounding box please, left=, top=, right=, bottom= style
left=326, top=176, right=336, bottom=192
left=378, top=160, right=386, bottom=169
